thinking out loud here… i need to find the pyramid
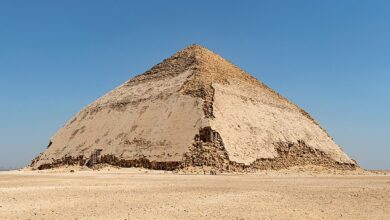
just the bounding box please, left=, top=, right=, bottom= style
left=30, top=45, right=357, bottom=171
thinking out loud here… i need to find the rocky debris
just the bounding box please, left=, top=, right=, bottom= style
left=37, top=155, right=86, bottom=170
left=98, top=155, right=181, bottom=171
left=30, top=153, right=43, bottom=168
left=181, top=127, right=356, bottom=173
left=251, top=140, right=356, bottom=170
left=34, top=130, right=356, bottom=172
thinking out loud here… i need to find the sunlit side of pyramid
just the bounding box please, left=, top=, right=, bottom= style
left=30, top=45, right=357, bottom=171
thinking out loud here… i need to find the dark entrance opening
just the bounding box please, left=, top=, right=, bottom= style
left=199, top=126, right=213, bottom=142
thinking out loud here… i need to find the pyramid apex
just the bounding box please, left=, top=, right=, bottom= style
left=180, top=44, right=214, bottom=54
left=184, top=43, right=207, bottom=49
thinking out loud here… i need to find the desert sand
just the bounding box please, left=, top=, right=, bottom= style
left=1, top=168, right=389, bottom=220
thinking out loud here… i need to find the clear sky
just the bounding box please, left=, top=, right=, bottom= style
left=0, top=1, right=389, bottom=170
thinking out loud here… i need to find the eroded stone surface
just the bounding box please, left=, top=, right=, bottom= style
left=30, top=44, right=357, bottom=171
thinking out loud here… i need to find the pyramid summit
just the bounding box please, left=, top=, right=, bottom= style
left=30, top=44, right=357, bottom=172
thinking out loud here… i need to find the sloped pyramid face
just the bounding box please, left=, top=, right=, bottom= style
left=31, top=45, right=357, bottom=171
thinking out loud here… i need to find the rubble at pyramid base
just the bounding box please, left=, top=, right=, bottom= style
left=32, top=127, right=357, bottom=172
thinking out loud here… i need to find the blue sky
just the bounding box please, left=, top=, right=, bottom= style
left=0, top=1, right=389, bottom=169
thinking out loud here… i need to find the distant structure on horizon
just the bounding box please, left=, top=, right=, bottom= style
left=30, top=44, right=358, bottom=172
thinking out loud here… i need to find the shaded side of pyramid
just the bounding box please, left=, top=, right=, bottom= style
left=30, top=45, right=357, bottom=171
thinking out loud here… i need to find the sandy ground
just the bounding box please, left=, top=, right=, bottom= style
left=0, top=169, right=389, bottom=220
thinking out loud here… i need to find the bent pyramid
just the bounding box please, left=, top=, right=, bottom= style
left=31, top=45, right=357, bottom=171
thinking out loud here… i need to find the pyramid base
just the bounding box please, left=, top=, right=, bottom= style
left=32, top=130, right=357, bottom=172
